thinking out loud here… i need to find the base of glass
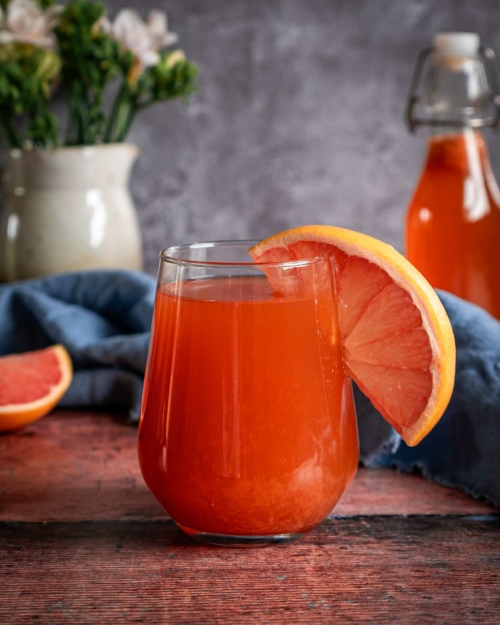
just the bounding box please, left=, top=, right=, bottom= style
left=177, top=524, right=304, bottom=547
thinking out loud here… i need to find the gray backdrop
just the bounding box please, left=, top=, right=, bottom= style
left=109, top=0, right=500, bottom=273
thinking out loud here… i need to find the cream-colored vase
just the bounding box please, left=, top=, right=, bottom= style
left=0, top=144, right=143, bottom=281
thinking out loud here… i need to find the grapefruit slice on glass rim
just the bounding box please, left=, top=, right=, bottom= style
left=0, top=345, right=72, bottom=432
left=249, top=225, right=456, bottom=447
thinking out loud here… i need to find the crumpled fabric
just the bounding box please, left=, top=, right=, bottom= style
left=363, top=291, right=500, bottom=508
left=0, top=271, right=154, bottom=416
left=1, top=271, right=499, bottom=507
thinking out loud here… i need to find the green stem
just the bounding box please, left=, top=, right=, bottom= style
left=44, top=111, right=58, bottom=149
left=65, top=95, right=77, bottom=145
left=27, top=97, right=58, bottom=149
left=114, top=100, right=137, bottom=142
left=51, top=114, right=59, bottom=148
left=67, top=94, right=79, bottom=145
left=104, top=79, right=144, bottom=144
left=66, top=84, right=90, bottom=146
left=0, top=115, right=23, bottom=150
left=91, top=90, right=105, bottom=144
left=104, top=83, right=128, bottom=143
left=82, top=89, right=93, bottom=145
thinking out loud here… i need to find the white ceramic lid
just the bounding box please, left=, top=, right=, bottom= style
left=434, top=32, right=480, bottom=57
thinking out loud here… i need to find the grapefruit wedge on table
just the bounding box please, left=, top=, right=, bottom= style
left=249, top=225, right=456, bottom=447
left=0, top=345, right=72, bottom=432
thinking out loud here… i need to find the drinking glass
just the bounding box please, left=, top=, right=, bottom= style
left=138, top=241, right=359, bottom=546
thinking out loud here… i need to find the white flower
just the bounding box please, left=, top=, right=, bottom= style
left=0, top=0, right=62, bottom=49
left=111, top=9, right=179, bottom=71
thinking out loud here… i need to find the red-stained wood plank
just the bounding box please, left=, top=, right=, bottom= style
left=0, top=411, right=494, bottom=521
left=0, top=410, right=495, bottom=521
left=0, top=410, right=159, bottom=522
left=1, top=517, right=500, bottom=625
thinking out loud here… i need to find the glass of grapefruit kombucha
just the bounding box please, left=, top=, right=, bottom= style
left=138, top=241, right=359, bottom=546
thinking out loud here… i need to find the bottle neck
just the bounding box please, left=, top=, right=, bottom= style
left=422, top=126, right=500, bottom=212
left=429, top=125, right=483, bottom=138
left=425, top=127, right=488, bottom=171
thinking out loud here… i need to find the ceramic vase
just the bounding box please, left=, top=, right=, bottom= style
left=0, top=143, right=143, bottom=281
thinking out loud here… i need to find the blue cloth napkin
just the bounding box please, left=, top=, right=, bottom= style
left=1, top=271, right=499, bottom=508
left=0, top=271, right=155, bottom=416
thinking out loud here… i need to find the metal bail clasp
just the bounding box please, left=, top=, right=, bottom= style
left=405, top=46, right=500, bottom=132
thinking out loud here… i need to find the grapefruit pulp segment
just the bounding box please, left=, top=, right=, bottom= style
left=249, top=225, right=456, bottom=446
left=0, top=345, right=73, bottom=432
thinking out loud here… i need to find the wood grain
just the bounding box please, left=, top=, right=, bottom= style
left=0, top=411, right=495, bottom=522
left=1, top=517, right=499, bottom=625
left=1, top=410, right=499, bottom=624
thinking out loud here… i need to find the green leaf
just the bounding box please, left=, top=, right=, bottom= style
left=55, top=0, right=122, bottom=144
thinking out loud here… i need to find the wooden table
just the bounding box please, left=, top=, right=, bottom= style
left=1, top=411, right=499, bottom=624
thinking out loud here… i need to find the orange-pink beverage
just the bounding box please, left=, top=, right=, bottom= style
left=138, top=246, right=358, bottom=542
left=407, top=131, right=500, bottom=319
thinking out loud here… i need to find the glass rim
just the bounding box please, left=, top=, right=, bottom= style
left=159, top=240, right=327, bottom=268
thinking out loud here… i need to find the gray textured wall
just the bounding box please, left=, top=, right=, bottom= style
left=106, top=0, right=500, bottom=274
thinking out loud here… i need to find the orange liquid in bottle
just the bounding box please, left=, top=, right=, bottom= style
left=138, top=276, right=358, bottom=537
left=406, top=130, right=500, bottom=319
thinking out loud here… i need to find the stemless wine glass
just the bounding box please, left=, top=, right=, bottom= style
left=138, top=241, right=359, bottom=546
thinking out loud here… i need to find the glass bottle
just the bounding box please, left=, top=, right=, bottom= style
left=405, top=33, right=500, bottom=320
